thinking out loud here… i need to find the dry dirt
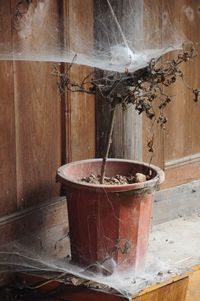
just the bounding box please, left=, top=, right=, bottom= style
left=81, top=173, right=147, bottom=185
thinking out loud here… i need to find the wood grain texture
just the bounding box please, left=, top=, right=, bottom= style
left=186, top=268, right=200, bottom=301
left=69, top=65, right=95, bottom=162
left=134, top=277, right=188, bottom=301
left=0, top=197, right=68, bottom=286
left=11, top=1, right=62, bottom=209
left=142, top=1, right=200, bottom=189
left=63, top=0, right=95, bottom=162
left=163, top=160, right=200, bottom=189
left=142, top=0, right=164, bottom=169
left=95, top=0, right=143, bottom=161
left=153, top=179, right=200, bottom=225
left=163, top=0, right=200, bottom=162
left=0, top=197, right=69, bottom=257
left=0, top=1, right=17, bottom=216
left=0, top=60, right=17, bottom=216
left=13, top=60, right=62, bottom=208
left=0, top=0, right=95, bottom=218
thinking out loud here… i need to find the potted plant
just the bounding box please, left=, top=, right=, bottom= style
left=56, top=44, right=197, bottom=275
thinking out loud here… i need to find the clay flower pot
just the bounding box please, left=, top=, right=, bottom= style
left=57, top=159, right=164, bottom=274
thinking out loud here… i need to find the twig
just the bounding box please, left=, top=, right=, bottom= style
left=100, top=106, right=116, bottom=184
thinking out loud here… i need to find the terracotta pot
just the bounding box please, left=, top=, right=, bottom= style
left=57, top=159, right=164, bottom=274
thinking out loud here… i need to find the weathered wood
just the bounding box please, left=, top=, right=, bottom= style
left=0, top=197, right=69, bottom=257
left=186, top=268, right=200, bottom=301
left=63, top=0, right=95, bottom=162
left=142, top=0, right=164, bottom=169
left=69, top=65, right=95, bottom=162
left=10, top=1, right=62, bottom=209
left=17, top=273, right=189, bottom=301
left=164, top=0, right=200, bottom=162
left=134, top=277, right=188, bottom=301
left=153, top=180, right=200, bottom=225
left=142, top=1, right=200, bottom=189
left=0, top=1, right=17, bottom=216
left=96, top=97, right=111, bottom=158
left=163, top=160, right=200, bottom=189
left=13, top=60, right=62, bottom=208
left=95, top=0, right=143, bottom=161
left=0, top=196, right=68, bottom=286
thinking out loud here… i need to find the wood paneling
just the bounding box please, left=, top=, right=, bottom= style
left=0, top=60, right=17, bottom=215
left=0, top=197, right=69, bottom=257
left=162, top=1, right=200, bottom=186
left=13, top=61, right=62, bottom=208
left=142, top=0, right=164, bottom=168
left=164, top=0, right=200, bottom=161
left=0, top=197, right=68, bottom=286
left=142, top=1, right=200, bottom=188
left=0, top=1, right=62, bottom=215
left=0, top=0, right=96, bottom=219
left=153, top=179, right=200, bottom=225
left=110, top=1, right=143, bottom=161
left=163, top=159, right=200, bottom=189
left=95, top=1, right=143, bottom=161
left=11, top=1, right=62, bottom=209
left=0, top=1, right=17, bottom=216
left=69, top=65, right=95, bottom=162
left=0, top=0, right=90, bottom=287
left=63, top=0, right=95, bottom=162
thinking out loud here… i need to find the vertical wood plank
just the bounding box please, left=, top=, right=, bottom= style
left=112, top=0, right=143, bottom=161
left=95, top=0, right=143, bottom=161
left=0, top=1, right=17, bottom=216
left=164, top=0, right=200, bottom=161
left=143, top=0, right=200, bottom=175
left=63, top=0, right=95, bottom=162
left=13, top=62, right=62, bottom=208
left=142, top=0, right=164, bottom=168
left=163, top=0, right=191, bottom=162
left=69, top=65, right=95, bottom=162
left=11, top=1, right=62, bottom=208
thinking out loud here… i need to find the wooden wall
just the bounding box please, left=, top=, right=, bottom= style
left=95, top=0, right=200, bottom=191
left=0, top=0, right=95, bottom=219
left=142, top=1, right=200, bottom=188
left=0, top=1, right=61, bottom=217
left=0, top=0, right=95, bottom=285
left=0, top=0, right=200, bottom=292
left=1, top=0, right=200, bottom=274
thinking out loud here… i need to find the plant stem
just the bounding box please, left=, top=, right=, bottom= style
left=100, top=105, right=116, bottom=184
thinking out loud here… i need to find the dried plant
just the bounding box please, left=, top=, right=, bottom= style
left=53, top=43, right=199, bottom=183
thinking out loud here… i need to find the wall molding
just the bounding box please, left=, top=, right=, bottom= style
left=153, top=180, right=200, bottom=225
left=165, top=153, right=200, bottom=168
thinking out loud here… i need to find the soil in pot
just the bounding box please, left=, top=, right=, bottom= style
left=81, top=172, right=148, bottom=185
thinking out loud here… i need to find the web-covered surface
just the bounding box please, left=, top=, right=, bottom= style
left=1, top=0, right=185, bottom=72
left=1, top=214, right=200, bottom=299
left=1, top=1, right=200, bottom=300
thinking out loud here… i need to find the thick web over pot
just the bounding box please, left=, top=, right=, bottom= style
left=1, top=0, right=200, bottom=299
left=0, top=0, right=186, bottom=72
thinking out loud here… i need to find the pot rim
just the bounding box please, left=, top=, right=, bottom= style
left=57, top=158, right=165, bottom=193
